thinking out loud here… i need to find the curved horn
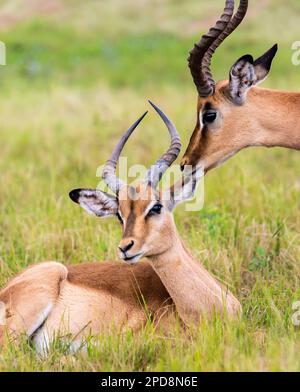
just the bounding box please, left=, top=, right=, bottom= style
left=102, top=111, right=148, bottom=194
left=188, top=0, right=235, bottom=97
left=146, top=100, right=181, bottom=187
left=201, top=0, right=249, bottom=90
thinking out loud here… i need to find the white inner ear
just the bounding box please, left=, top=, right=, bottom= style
left=164, top=166, right=204, bottom=210
left=181, top=177, right=195, bottom=201
left=178, top=174, right=198, bottom=202
left=80, top=201, right=101, bottom=216
left=77, top=190, right=118, bottom=217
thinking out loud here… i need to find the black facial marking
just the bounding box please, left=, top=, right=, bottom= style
left=116, top=212, right=123, bottom=224
left=201, top=125, right=208, bottom=136
left=123, top=199, right=136, bottom=237
left=203, top=102, right=214, bottom=111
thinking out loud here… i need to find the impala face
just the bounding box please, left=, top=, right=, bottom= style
left=181, top=81, right=243, bottom=172
left=70, top=183, right=177, bottom=264
left=70, top=101, right=201, bottom=264
left=117, top=184, right=173, bottom=263
left=70, top=175, right=200, bottom=265
left=181, top=0, right=278, bottom=173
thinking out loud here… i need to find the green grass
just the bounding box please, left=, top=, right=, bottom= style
left=0, top=0, right=299, bottom=371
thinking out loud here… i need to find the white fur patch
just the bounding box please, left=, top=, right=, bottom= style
left=33, top=328, right=51, bottom=357
left=69, top=339, right=87, bottom=354
left=33, top=329, right=88, bottom=357
left=28, top=302, right=53, bottom=337
left=0, top=301, right=6, bottom=326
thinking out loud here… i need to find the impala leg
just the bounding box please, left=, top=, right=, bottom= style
left=0, top=262, right=68, bottom=346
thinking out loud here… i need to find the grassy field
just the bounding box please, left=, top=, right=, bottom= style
left=0, top=0, right=299, bottom=371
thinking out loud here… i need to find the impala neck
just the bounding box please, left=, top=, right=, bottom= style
left=147, top=226, right=240, bottom=325
left=248, top=88, right=300, bottom=150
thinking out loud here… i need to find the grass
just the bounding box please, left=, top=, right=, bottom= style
left=0, top=0, right=299, bottom=371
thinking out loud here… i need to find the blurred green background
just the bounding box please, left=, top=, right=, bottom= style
left=0, top=0, right=299, bottom=371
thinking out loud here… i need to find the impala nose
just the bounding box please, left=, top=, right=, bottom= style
left=119, top=240, right=134, bottom=254
left=180, top=157, right=189, bottom=171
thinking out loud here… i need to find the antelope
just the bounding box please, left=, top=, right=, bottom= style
left=181, top=0, right=300, bottom=173
left=0, top=102, right=240, bottom=354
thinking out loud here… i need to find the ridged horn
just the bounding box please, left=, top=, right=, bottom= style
left=102, top=112, right=148, bottom=194
left=201, top=0, right=249, bottom=91
left=146, top=100, right=181, bottom=187
left=188, top=0, right=235, bottom=97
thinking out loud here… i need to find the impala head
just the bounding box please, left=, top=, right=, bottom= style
left=70, top=101, right=202, bottom=264
left=181, top=0, right=278, bottom=172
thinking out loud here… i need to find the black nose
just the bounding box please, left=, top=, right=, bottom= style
left=180, top=157, right=189, bottom=171
left=119, top=240, right=134, bottom=254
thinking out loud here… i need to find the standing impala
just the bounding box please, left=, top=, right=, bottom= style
left=181, top=0, right=300, bottom=173
left=0, top=102, right=240, bottom=354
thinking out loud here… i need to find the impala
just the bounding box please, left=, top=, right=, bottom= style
left=181, top=0, right=300, bottom=173
left=0, top=102, right=240, bottom=354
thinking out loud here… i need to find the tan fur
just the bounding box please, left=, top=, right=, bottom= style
left=181, top=81, right=300, bottom=171
left=0, top=262, right=67, bottom=344
left=0, top=261, right=174, bottom=345
left=36, top=262, right=174, bottom=343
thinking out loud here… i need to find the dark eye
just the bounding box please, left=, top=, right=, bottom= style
left=116, top=212, right=123, bottom=224
left=203, top=111, right=217, bottom=124
left=148, top=203, right=162, bottom=217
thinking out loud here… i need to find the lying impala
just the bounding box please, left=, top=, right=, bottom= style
left=0, top=102, right=240, bottom=354
left=181, top=0, right=300, bottom=172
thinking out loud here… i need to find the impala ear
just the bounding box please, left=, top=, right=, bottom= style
left=69, top=189, right=118, bottom=217
left=229, top=44, right=278, bottom=105
left=253, top=44, right=278, bottom=82
left=163, top=166, right=203, bottom=211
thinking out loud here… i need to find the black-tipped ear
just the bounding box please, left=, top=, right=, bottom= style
left=69, top=189, right=81, bottom=204
left=233, top=54, right=254, bottom=69
left=69, top=188, right=118, bottom=217
left=229, top=44, right=278, bottom=105
left=253, top=44, right=278, bottom=82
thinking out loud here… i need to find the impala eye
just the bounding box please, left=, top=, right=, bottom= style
left=147, top=203, right=163, bottom=217
left=202, top=111, right=217, bottom=124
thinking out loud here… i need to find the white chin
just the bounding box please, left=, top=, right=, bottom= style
left=121, top=254, right=143, bottom=265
